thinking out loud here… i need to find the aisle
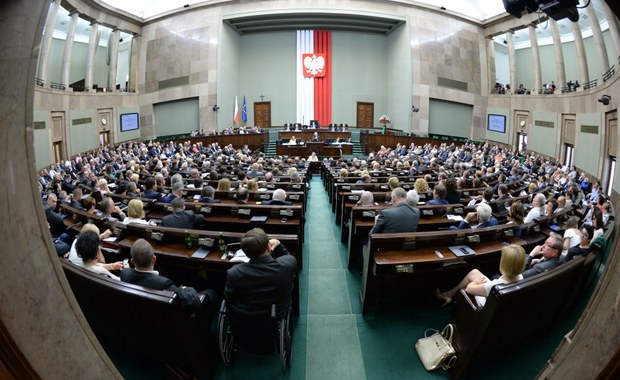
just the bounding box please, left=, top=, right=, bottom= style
left=304, top=176, right=366, bottom=380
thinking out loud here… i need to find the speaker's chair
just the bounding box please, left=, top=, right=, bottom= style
left=217, top=300, right=293, bottom=370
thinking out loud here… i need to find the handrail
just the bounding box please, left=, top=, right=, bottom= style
left=603, top=65, right=615, bottom=83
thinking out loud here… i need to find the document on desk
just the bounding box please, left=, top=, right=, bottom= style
left=446, top=214, right=463, bottom=221
left=192, top=247, right=210, bottom=259
left=230, top=249, right=250, bottom=263
left=448, top=245, right=476, bottom=257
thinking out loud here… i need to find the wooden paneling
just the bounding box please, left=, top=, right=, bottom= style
left=356, top=102, right=374, bottom=128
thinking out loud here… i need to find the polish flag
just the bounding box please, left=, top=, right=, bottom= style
left=233, top=96, right=239, bottom=124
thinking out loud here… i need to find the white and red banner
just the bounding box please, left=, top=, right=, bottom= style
left=297, top=30, right=331, bottom=126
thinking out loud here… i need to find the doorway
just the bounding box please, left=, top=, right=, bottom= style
left=51, top=112, right=67, bottom=163
left=253, top=102, right=271, bottom=128
left=356, top=102, right=374, bottom=128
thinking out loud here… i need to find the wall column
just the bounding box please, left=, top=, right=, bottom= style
left=571, top=22, right=589, bottom=89
left=60, top=10, right=79, bottom=91
left=36, top=0, right=60, bottom=86
left=586, top=3, right=610, bottom=76
left=128, top=34, right=140, bottom=93
left=107, top=28, right=120, bottom=92
left=507, top=31, right=517, bottom=93
left=486, top=37, right=496, bottom=93
left=84, top=21, right=100, bottom=92
left=528, top=24, right=542, bottom=94
left=550, top=19, right=566, bottom=92
left=602, top=0, right=620, bottom=60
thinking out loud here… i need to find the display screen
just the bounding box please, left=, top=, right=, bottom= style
left=487, top=114, right=506, bottom=133
left=120, top=113, right=139, bottom=132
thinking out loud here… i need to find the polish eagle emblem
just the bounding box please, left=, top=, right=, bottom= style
left=303, top=53, right=326, bottom=77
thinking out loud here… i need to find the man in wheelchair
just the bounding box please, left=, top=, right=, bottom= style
left=224, top=228, right=297, bottom=317
left=219, top=228, right=297, bottom=368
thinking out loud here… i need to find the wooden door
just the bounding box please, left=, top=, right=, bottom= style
left=254, top=102, right=271, bottom=128
left=51, top=112, right=66, bottom=162
left=356, top=102, right=374, bottom=128
left=98, top=108, right=113, bottom=146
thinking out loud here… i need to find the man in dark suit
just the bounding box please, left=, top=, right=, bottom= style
left=142, top=177, right=162, bottom=201
left=121, top=238, right=213, bottom=313
left=522, top=235, right=563, bottom=278
left=161, top=198, right=205, bottom=229
left=236, top=187, right=250, bottom=204
left=224, top=228, right=297, bottom=317
left=159, top=182, right=183, bottom=203
left=199, top=186, right=221, bottom=203
left=261, top=188, right=292, bottom=205
left=453, top=203, right=499, bottom=229
left=370, top=187, right=420, bottom=234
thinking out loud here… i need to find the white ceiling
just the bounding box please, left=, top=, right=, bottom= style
left=50, top=0, right=609, bottom=50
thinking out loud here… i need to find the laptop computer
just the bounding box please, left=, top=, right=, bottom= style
left=448, top=245, right=476, bottom=257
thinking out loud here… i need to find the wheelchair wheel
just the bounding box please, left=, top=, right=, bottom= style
left=217, top=307, right=235, bottom=366
left=279, top=309, right=293, bottom=370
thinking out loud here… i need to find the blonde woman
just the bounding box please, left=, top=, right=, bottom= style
left=123, top=199, right=149, bottom=225
left=217, top=178, right=231, bottom=191
left=246, top=179, right=259, bottom=192
left=562, top=216, right=581, bottom=253
left=436, top=244, right=526, bottom=307
left=414, top=177, right=430, bottom=200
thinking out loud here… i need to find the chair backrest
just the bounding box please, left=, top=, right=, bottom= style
left=225, top=301, right=279, bottom=355
left=61, top=260, right=214, bottom=376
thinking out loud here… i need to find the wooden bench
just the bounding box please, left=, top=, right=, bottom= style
left=449, top=253, right=595, bottom=379
left=61, top=259, right=216, bottom=378
left=360, top=222, right=547, bottom=314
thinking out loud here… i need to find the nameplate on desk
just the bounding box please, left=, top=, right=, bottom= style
left=292, top=184, right=302, bottom=189
left=165, top=206, right=173, bottom=212
left=342, top=186, right=351, bottom=190
left=380, top=185, right=388, bottom=190
left=289, top=194, right=300, bottom=200
left=403, top=184, right=411, bottom=189
left=198, top=237, right=214, bottom=247
left=280, top=209, right=293, bottom=217
left=503, top=229, right=514, bottom=238
left=467, top=235, right=480, bottom=244
left=238, top=208, right=251, bottom=216
left=267, top=184, right=276, bottom=189
left=463, top=191, right=470, bottom=196
left=422, top=209, right=434, bottom=216
left=348, top=195, right=360, bottom=201
left=200, top=207, right=212, bottom=214
left=260, top=194, right=270, bottom=200
left=150, top=232, right=164, bottom=241
left=395, top=264, right=414, bottom=273
left=362, top=211, right=376, bottom=218
left=371, top=178, right=378, bottom=183
left=337, top=178, right=344, bottom=183
left=191, top=247, right=210, bottom=259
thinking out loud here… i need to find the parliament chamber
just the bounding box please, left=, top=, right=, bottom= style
left=2, top=0, right=620, bottom=380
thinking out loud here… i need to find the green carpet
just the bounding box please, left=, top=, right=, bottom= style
left=104, top=176, right=597, bottom=379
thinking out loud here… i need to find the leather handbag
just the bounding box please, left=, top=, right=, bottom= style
left=414, top=324, right=457, bottom=371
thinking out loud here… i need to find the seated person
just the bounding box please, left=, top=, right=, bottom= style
left=357, top=191, right=375, bottom=207
left=427, top=184, right=449, bottom=215
left=369, top=187, right=420, bottom=234
left=199, top=185, right=221, bottom=203
left=435, top=244, right=526, bottom=307
left=287, top=136, right=298, bottom=145
left=99, top=197, right=127, bottom=223
left=123, top=199, right=150, bottom=225
left=262, top=188, right=292, bottom=205
left=74, top=230, right=121, bottom=281
left=311, top=132, right=320, bottom=142
left=308, top=152, right=319, bottom=162
left=524, top=193, right=546, bottom=223
left=121, top=238, right=212, bottom=313
left=452, top=203, right=498, bottom=229
left=68, top=223, right=118, bottom=269
left=564, top=224, right=594, bottom=262
left=224, top=228, right=297, bottom=317
left=159, top=182, right=184, bottom=204
left=522, top=235, right=564, bottom=278
left=236, top=187, right=250, bottom=204
left=161, top=198, right=205, bottom=229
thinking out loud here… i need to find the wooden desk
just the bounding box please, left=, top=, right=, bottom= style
left=360, top=223, right=548, bottom=314
left=276, top=144, right=352, bottom=157
left=116, top=229, right=301, bottom=315
left=278, top=130, right=351, bottom=141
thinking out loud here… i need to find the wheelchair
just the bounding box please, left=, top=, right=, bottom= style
left=217, top=300, right=293, bottom=370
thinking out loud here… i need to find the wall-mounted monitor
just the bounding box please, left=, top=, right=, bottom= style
left=120, top=112, right=139, bottom=132
left=487, top=114, right=506, bottom=133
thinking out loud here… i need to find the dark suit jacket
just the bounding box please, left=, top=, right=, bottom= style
left=120, top=268, right=202, bottom=312
left=261, top=200, right=292, bottom=206
left=224, top=244, right=297, bottom=317
left=522, top=255, right=562, bottom=278
left=161, top=210, right=205, bottom=229
left=198, top=197, right=221, bottom=204
left=159, top=193, right=179, bottom=203
left=455, top=217, right=499, bottom=229
left=369, top=203, right=420, bottom=235
left=45, top=204, right=66, bottom=238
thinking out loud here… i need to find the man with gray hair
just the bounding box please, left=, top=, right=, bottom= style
left=160, top=182, right=184, bottom=203
left=454, top=203, right=498, bottom=229
left=370, top=187, right=419, bottom=234
left=262, top=188, right=292, bottom=205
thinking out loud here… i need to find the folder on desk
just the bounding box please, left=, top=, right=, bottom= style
left=250, top=215, right=268, bottom=223
left=448, top=245, right=476, bottom=257
left=191, top=247, right=210, bottom=259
